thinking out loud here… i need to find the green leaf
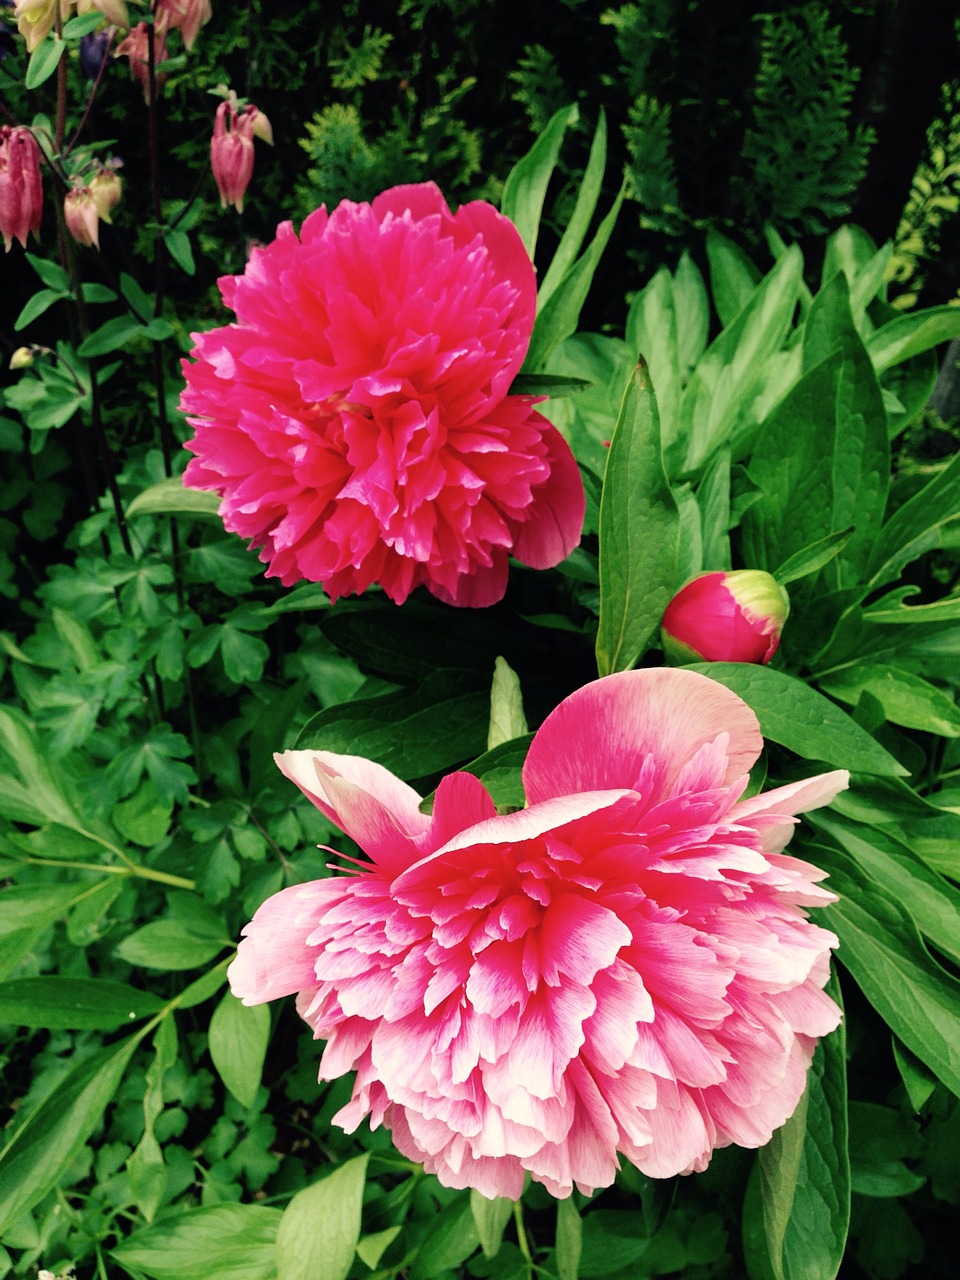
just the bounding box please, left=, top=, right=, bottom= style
left=275, top=1154, right=369, bottom=1280
left=679, top=246, right=802, bottom=473
left=813, top=845, right=960, bottom=1097
left=82, top=282, right=118, bottom=304
left=471, top=1190, right=513, bottom=1259
left=811, top=811, right=960, bottom=966
left=297, top=669, right=489, bottom=779
left=164, top=228, right=196, bottom=276
left=0, top=882, right=111, bottom=979
left=862, top=585, right=960, bottom=624
left=126, top=475, right=222, bottom=519
left=25, top=253, right=69, bottom=292
left=524, top=179, right=625, bottom=372
left=867, top=306, right=960, bottom=373
left=0, top=705, right=83, bottom=828
left=685, top=664, right=907, bottom=777
left=116, top=920, right=228, bottom=971
left=25, top=35, right=65, bottom=89
left=705, top=228, right=761, bottom=328
left=113, top=1204, right=282, bottom=1280
left=818, top=664, right=960, bottom=737
left=128, top=1014, right=178, bottom=1221
left=457, top=733, right=533, bottom=810
left=596, top=361, right=679, bottom=675
left=410, top=1197, right=480, bottom=1280
left=772, top=528, right=854, bottom=586
left=77, top=316, right=162, bottom=357
left=0, top=977, right=163, bottom=1030
left=509, top=373, right=590, bottom=397
left=487, top=656, right=527, bottom=751
left=537, top=110, right=607, bottom=310
left=0, top=1029, right=147, bottom=1235
left=556, top=1196, right=583, bottom=1280
left=356, top=1227, right=401, bottom=1269
left=747, top=983, right=849, bottom=1280
left=892, top=1038, right=938, bottom=1113
left=500, top=103, right=578, bottom=260
left=62, top=11, right=106, bottom=37
left=866, top=451, right=960, bottom=590
left=15, top=288, right=69, bottom=331
left=743, top=278, right=888, bottom=586
left=208, top=991, right=270, bottom=1110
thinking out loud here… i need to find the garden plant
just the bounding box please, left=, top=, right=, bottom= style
left=1, top=3, right=959, bottom=1280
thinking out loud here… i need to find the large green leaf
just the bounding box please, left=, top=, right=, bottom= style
left=705, top=228, right=761, bottom=329
left=867, top=306, right=960, bottom=373
left=275, top=1154, right=368, bottom=1280
left=866, top=450, right=960, bottom=591
left=0, top=977, right=163, bottom=1030
left=818, top=663, right=960, bottom=737
left=811, top=812, right=960, bottom=967
left=0, top=1030, right=146, bottom=1235
left=500, top=103, right=577, bottom=260
left=744, top=982, right=849, bottom=1280
left=812, top=845, right=960, bottom=1097
left=743, top=277, right=888, bottom=585
left=537, top=110, right=608, bottom=310
left=685, top=664, right=906, bottom=776
left=296, top=669, right=489, bottom=778
left=127, top=475, right=222, bottom=520
left=208, top=991, right=271, bottom=1110
left=596, top=362, right=679, bottom=675
left=471, top=1190, right=513, bottom=1259
left=113, top=1204, right=282, bottom=1280
left=678, top=246, right=802, bottom=473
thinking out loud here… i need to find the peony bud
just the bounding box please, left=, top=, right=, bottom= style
left=661, top=569, right=790, bottom=665
left=89, top=163, right=121, bottom=221
left=0, top=125, right=44, bottom=252
left=154, top=0, right=210, bottom=51
left=210, top=100, right=256, bottom=212
left=64, top=184, right=99, bottom=247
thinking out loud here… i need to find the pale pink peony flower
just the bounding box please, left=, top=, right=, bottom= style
left=229, top=668, right=847, bottom=1199
left=179, top=183, right=585, bottom=607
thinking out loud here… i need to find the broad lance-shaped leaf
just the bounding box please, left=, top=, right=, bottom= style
left=471, top=1190, right=513, bottom=1259
left=536, top=110, right=608, bottom=311
left=487, top=656, right=527, bottom=751
left=126, top=474, right=221, bottom=520
left=0, top=1027, right=148, bottom=1234
left=811, top=844, right=960, bottom=1097
left=113, top=1204, right=282, bottom=1280
left=208, top=991, right=271, bottom=1111
left=276, top=1154, right=369, bottom=1280
left=0, top=976, right=163, bottom=1030
left=743, top=976, right=849, bottom=1280
left=596, top=361, right=679, bottom=676
left=500, top=103, right=577, bottom=260
left=685, top=663, right=906, bottom=777
left=865, top=449, right=960, bottom=591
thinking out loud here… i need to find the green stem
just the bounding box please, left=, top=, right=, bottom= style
left=21, top=854, right=195, bottom=890
left=514, top=1200, right=533, bottom=1265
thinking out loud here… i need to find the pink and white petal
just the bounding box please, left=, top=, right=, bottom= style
left=522, top=669, right=763, bottom=806
left=510, top=419, right=586, bottom=570
left=731, top=770, right=850, bottom=851
left=635, top=1083, right=715, bottom=1178
left=229, top=880, right=339, bottom=1005
left=424, top=772, right=498, bottom=852
left=275, top=749, right=430, bottom=874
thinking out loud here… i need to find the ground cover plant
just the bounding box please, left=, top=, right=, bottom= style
left=1, top=4, right=960, bottom=1280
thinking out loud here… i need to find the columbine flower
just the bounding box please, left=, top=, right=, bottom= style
left=662, top=569, right=791, bottom=665
left=229, top=668, right=846, bottom=1199
left=76, top=0, right=127, bottom=26
left=180, top=183, right=585, bottom=606
left=154, top=0, right=210, bottom=50
left=0, top=125, right=43, bottom=252
left=115, top=20, right=166, bottom=99
left=13, top=0, right=71, bottom=53
left=89, top=162, right=121, bottom=222
left=209, top=99, right=256, bottom=212
left=64, top=184, right=99, bottom=247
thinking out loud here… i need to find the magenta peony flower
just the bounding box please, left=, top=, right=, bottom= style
left=179, top=183, right=585, bottom=607
left=229, top=669, right=846, bottom=1199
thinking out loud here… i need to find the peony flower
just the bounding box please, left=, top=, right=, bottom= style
left=229, top=668, right=846, bottom=1199
left=0, top=125, right=43, bottom=252
left=180, top=183, right=585, bottom=606
left=662, top=569, right=790, bottom=666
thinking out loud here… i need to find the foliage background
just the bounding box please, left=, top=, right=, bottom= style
left=1, top=2, right=960, bottom=1279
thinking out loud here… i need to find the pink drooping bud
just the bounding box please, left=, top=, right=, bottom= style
left=0, top=125, right=44, bottom=252
left=64, top=185, right=100, bottom=247
left=661, top=569, right=791, bottom=665
left=89, top=162, right=122, bottom=222
left=154, top=0, right=210, bottom=51
left=210, top=100, right=257, bottom=213
left=115, top=20, right=167, bottom=99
